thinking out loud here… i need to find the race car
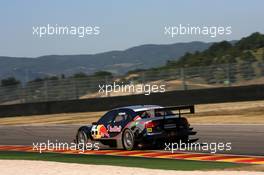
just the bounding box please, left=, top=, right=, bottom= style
left=76, top=105, right=198, bottom=150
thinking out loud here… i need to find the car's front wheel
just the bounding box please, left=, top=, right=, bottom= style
left=122, top=129, right=135, bottom=150
left=76, top=130, right=88, bottom=149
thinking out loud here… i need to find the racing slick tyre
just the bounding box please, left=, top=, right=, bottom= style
left=76, top=130, right=88, bottom=149
left=76, top=127, right=93, bottom=150
left=122, top=129, right=135, bottom=150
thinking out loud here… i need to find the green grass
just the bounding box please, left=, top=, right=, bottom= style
left=0, top=151, right=245, bottom=171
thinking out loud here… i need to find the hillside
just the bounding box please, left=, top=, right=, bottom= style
left=0, top=41, right=211, bottom=82
left=164, top=32, right=264, bottom=68
left=121, top=32, right=264, bottom=90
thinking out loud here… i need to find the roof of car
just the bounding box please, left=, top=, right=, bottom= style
left=117, top=105, right=163, bottom=112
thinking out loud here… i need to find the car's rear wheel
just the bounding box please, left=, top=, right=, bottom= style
left=122, top=129, right=135, bottom=150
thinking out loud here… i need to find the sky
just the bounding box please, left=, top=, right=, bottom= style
left=0, top=0, right=263, bottom=57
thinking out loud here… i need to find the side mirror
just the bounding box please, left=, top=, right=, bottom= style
left=92, top=122, right=97, bottom=125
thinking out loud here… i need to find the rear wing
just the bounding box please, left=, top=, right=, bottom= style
left=154, top=105, right=195, bottom=117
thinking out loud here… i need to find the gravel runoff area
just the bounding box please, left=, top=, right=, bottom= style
left=0, top=160, right=263, bottom=175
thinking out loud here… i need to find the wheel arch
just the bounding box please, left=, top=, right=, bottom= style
left=76, top=126, right=91, bottom=139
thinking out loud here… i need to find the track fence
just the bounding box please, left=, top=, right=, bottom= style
left=1, top=61, right=264, bottom=105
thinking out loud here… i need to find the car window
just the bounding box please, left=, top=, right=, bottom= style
left=114, top=112, right=127, bottom=123
left=137, top=110, right=154, bottom=118
left=137, top=109, right=174, bottom=118
left=97, top=110, right=116, bottom=125
left=112, top=109, right=132, bottom=126
left=155, top=110, right=173, bottom=116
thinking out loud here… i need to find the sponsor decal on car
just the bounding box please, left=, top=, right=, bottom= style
left=91, top=125, right=110, bottom=139
left=108, top=125, right=122, bottom=132
left=146, top=128, right=153, bottom=133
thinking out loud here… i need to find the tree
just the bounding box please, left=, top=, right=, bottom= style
left=61, top=74, right=66, bottom=79
left=93, top=71, right=113, bottom=78
left=240, top=51, right=256, bottom=62
left=206, top=41, right=232, bottom=57
left=1, top=77, right=20, bottom=87
left=0, top=77, right=21, bottom=103
left=46, top=76, right=59, bottom=81
left=72, top=72, right=88, bottom=78
left=236, top=32, right=264, bottom=50
left=29, top=78, right=44, bottom=83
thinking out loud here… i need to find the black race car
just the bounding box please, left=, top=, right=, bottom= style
left=76, top=105, right=198, bottom=150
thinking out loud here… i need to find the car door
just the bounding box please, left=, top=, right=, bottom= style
left=91, top=110, right=116, bottom=139
left=108, top=109, right=132, bottom=137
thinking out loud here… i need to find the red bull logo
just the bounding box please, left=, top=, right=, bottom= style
left=91, top=125, right=110, bottom=139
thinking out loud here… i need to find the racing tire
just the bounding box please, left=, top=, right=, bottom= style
left=122, top=129, right=135, bottom=150
left=76, top=128, right=93, bottom=150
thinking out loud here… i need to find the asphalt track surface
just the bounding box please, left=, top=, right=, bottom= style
left=0, top=124, right=263, bottom=156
